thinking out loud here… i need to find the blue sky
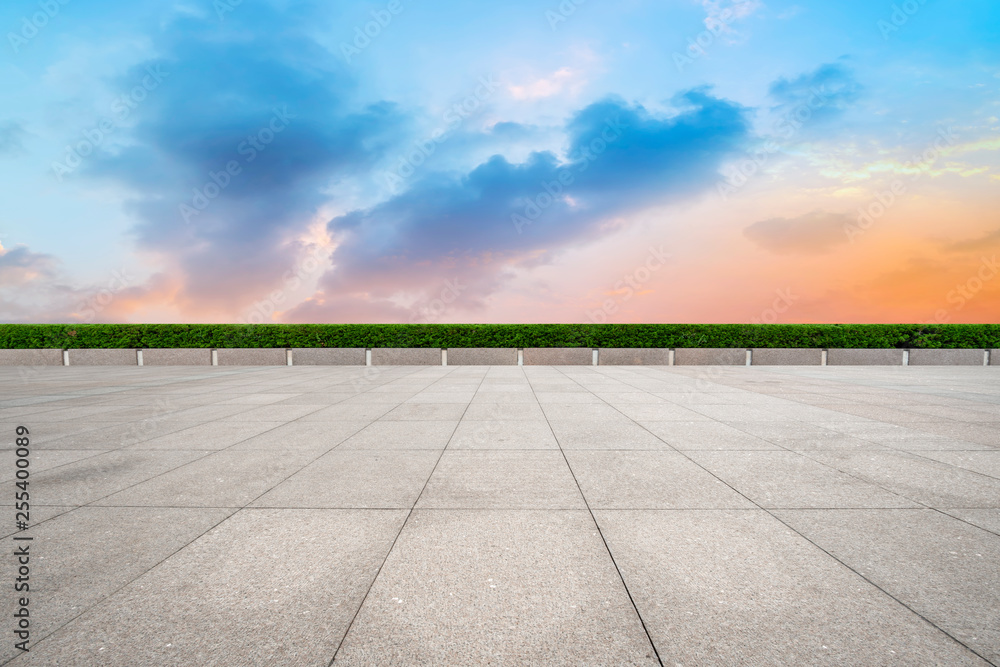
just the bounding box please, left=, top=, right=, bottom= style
left=1, top=0, right=998, bottom=323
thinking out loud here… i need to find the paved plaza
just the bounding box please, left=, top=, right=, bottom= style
left=1, top=364, right=998, bottom=665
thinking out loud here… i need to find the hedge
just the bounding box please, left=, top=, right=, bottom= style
left=1, top=324, right=998, bottom=349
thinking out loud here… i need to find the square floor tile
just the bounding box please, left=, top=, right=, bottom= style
left=333, top=510, right=658, bottom=665
left=775, top=509, right=1000, bottom=664
left=565, top=451, right=754, bottom=509
left=416, top=451, right=585, bottom=509
left=596, top=509, right=987, bottom=665
left=18, top=509, right=407, bottom=666
left=253, top=450, right=440, bottom=508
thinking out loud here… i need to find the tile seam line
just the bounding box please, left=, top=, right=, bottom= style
left=575, top=365, right=996, bottom=665
left=11, top=366, right=433, bottom=661
left=539, top=366, right=665, bottom=667
left=327, top=364, right=477, bottom=665
left=891, top=448, right=1000, bottom=484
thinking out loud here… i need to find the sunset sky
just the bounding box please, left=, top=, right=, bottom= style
left=1, top=0, right=998, bottom=324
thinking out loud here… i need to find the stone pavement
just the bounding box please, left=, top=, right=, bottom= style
left=0, top=364, right=998, bottom=666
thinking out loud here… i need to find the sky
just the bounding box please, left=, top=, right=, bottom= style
left=0, top=0, right=998, bottom=325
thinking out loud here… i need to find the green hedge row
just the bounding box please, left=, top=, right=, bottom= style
left=1, top=324, right=998, bottom=349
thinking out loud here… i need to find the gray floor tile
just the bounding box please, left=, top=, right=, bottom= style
left=338, top=421, right=458, bottom=450
left=610, top=403, right=709, bottom=421
left=32, top=450, right=212, bottom=506
left=541, top=403, right=633, bottom=421
left=532, top=391, right=603, bottom=404
left=253, top=450, right=440, bottom=508
left=687, top=450, right=918, bottom=508
left=333, top=510, right=659, bottom=666
left=775, top=509, right=1000, bottom=664
left=913, top=451, right=1000, bottom=479
left=548, top=419, right=669, bottom=450
left=944, top=509, right=1000, bottom=536
left=33, top=420, right=205, bottom=450
left=380, top=403, right=469, bottom=421
left=642, top=421, right=780, bottom=450
left=596, top=509, right=989, bottom=666
left=299, top=403, right=396, bottom=421
left=565, top=450, right=754, bottom=509
left=807, top=451, right=1000, bottom=508
left=229, top=420, right=370, bottom=452
left=463, top=402, right=546, bottom=421
left=0, top=507, right=233, bottom=663
left=99, top=450, right=317, bottom=507
left=417, top=450, right=585, bottom=509
left=215, top=404, right=327, bottom=421
left=448, top=420, right=559, bottom=449
left=19, top=509, right=407, bottom=666
left=129, top=421, right=285, bottom=450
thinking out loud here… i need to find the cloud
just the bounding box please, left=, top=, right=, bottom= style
left=946, top=227, right=1000, bottom=253
left=0, top=121, right=27, bottom=157
left=743, top=210, right=852, bottom=254
left=701, top=0, right=763, bottom=40
left=0, top=244, right=57, bottom=285
left=0, top=244, right=143, bottom=324
left=285, top=88, right=751, bottom=321
left=509, top=68, right=585, bottom=100
left=768, top=62, right=861, bottom=124
left=79, top=8, right=402, bottom=315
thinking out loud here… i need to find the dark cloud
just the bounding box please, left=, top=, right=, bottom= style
left=71, top=5, right=775, bottom=323
left=294, top=89, right=751, bottom=320
left=744, top=210, right=852, bottom=254
left=82, top=8, right=401, bottom=312
left=0, top=121, right=27, bottom=156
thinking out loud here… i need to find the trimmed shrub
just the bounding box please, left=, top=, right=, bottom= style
left=0, top=323, right=997, bottom=349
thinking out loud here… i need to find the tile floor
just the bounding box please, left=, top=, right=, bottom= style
left=0, top=364, right=997, bottom=665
